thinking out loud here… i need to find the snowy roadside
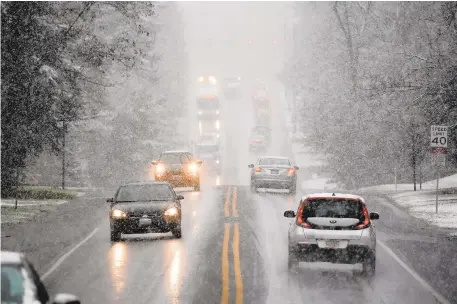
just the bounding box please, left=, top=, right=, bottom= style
left=359, top=176, right=457, bottom=229
left=281, top=90, right=457, bottom=230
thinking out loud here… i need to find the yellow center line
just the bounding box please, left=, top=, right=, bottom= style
left=233, top=223, right=243, bottom=304
left=221, top=223, right=231, bottom=304
left=232, top=187, right=238, bottom=217
left=224, top=187, right=231, bottom=217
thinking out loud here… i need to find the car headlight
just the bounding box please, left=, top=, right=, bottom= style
left=164, top=207, right=179, bottom=217
left=208, top=76, right=217, bottom=85
left=112, top=209, right=127, bottom=218
left=216, top=160, right=220, bottom=164
left=198, top=110, right=203, bottom=115
left=216, top=133, right=220, bottom=138
left=215, top=120, right=220, bottom=130
left=188, top=162, right=198, bottom=174
left=198, top=76, right=204, bottom=83
left=156, top=163, right=165, bottom=174
left=216, top=110, right=219, bottom=115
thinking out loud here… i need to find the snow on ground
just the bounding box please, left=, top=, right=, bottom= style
left=282, top=96, right=457, bottom=229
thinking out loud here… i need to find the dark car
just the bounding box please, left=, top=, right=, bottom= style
left=108, top=181, right=184, bottom=241
left=222, top=76, right=242, bottom=99
left=195, top=142, right=221, bottom=172
left=249, top=134, right=269, bottom=154
left=1, top=251, right=81, bottom=304
left=152, top=151, right=203, bottom=191
left=197, top=96, right=220, bottom=120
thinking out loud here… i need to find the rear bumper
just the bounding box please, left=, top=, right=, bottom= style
left=290, top=244, right=373, bottom=264
left=252, top=177, right=295, bottom=188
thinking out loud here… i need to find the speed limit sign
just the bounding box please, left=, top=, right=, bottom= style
left=431, top=125, right=448, bottom=148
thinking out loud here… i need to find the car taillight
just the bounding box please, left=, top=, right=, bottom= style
left=354, top=204, right=370, bottom=230
left=288, top=168, right=296, bottom=176
left=296, top=201, right=311, bottom=228
left=255, top=167, right=263, bottom=172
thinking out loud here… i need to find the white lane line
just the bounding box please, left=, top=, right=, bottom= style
left=41, top=228, right=99, bottom=280
left=378, top=240, right=451, bottom=304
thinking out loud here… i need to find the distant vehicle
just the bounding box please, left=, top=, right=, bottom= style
left=1, top=251, right=81, bottom=304
left=255, top=108, right=271, bottom=125
left=199, top=119, right=220, bottom=136
left=222, top=75, right=242, bottom=99
left=284, top=193, right=379, bottom=276
left=199, top=132, right=220, bottom=145
left=249, top=133, right=269, bottom=154
left=151, top=150, right=203, bottom=191
left=197, top=95, right=220, bottom=120
left=195, top=142, right=221, bottom=172
left=107, top=181, right=184, bottom=241
left=248, top=156, right=298, bottom=194
left=252, top=125, right=272, bottom=143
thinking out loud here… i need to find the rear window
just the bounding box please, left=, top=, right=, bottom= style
left=259, top=158, right=290, bottom=166
left=197, top=98, right=220, bottom=109
left=116, top=184, right=175, bottom=202
left=302, top=199, right=364, bottom=220
left=160, top=153, right=183, bottom=164
left=196, top=145, right=219, bottom=154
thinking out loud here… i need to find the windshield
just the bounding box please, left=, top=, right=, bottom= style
left=259, top=158, right=290, bottom=166
left=197, top=98, right=220, bottom=110
left=160, top=153, right=184, bottom=164
left=1, top=265, right=25, bottom=303
left=196, top=145, right=219, bottom=154
left=116, top=184, right=175, bottom=202
left=303, top=199, right=365, bottom=220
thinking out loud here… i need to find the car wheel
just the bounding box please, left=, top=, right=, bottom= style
left=361, top=251, right=376, bottom=277
left=288, top=246, right=299, bottom=270
left=110, top=229, right=122, bottom=242
left=172, top=226, right=182, bottom=239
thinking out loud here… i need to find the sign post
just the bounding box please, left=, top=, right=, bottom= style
left=430, top=125, right=448, bottom=213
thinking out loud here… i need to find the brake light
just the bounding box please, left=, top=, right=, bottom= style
left=255, top=167, right=263, bottom=173
left=288, top=168, right=296, bottom=176
left=296, top=200, right=311, bottom=228
left=354, top=204, right=370, bottom=230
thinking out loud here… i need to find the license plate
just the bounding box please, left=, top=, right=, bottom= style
left=270, top=170, right=279, bottom=174
left=139, top=218, right=152, bottom=227
left=325, top=240, right=339, bottom=248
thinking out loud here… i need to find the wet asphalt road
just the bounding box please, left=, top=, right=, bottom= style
left=2, top=82, right=456, bottom=303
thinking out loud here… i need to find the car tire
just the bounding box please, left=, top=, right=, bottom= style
left=172, top=226, right=182, bottom=239
left=110, top=229, right=121, bottom=242
left=361, top=251, right=376, bottom=277
left=288, top=245, right=299, bottom=270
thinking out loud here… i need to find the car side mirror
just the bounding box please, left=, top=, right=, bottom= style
left=177, top=195, right=184, bottom=200
left=369, top=212, right=379, bottom=220
left=106, top=198, right=113, bottom=203
left=52, top=293, right=81, bottom=304
left=248, top=164, right=254, bottom=168
left=294, top=166, right=299, bottom=170
left=196, top=160, right=203, bottom=165
left=151, top=161, right=158, bottom=165
left=284, top=210, right=296, bottom=218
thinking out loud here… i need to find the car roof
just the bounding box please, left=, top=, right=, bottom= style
left=162, top=150, right=190, bottom=154
left=301, top=193, right=365, bottom=202
left=121, top=181, right=171, bottom=187
left=1, top=251, right=23, bottom=265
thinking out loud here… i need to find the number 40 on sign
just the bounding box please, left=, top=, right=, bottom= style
left=430, top=125, right=448, bottom=148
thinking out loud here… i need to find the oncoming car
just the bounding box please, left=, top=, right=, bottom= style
left=284, top=193, right=379, bottom=276
left=249, top=156, right=299, bottom=194
left=1, top=251, right=81, bottom=304
left=108, top=181, right=184, bottom=241
left=152, top=151, right=202, bottom=191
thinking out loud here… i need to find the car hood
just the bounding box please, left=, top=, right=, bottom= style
left=112, top=201, right=176, bottom=215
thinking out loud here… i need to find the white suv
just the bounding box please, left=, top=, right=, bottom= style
left=284, top=193, right=379, bottom=276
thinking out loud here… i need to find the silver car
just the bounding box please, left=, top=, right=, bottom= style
left=249, top=156, right=299, bottom=194
left=284, top=193, right=379, bottom=276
